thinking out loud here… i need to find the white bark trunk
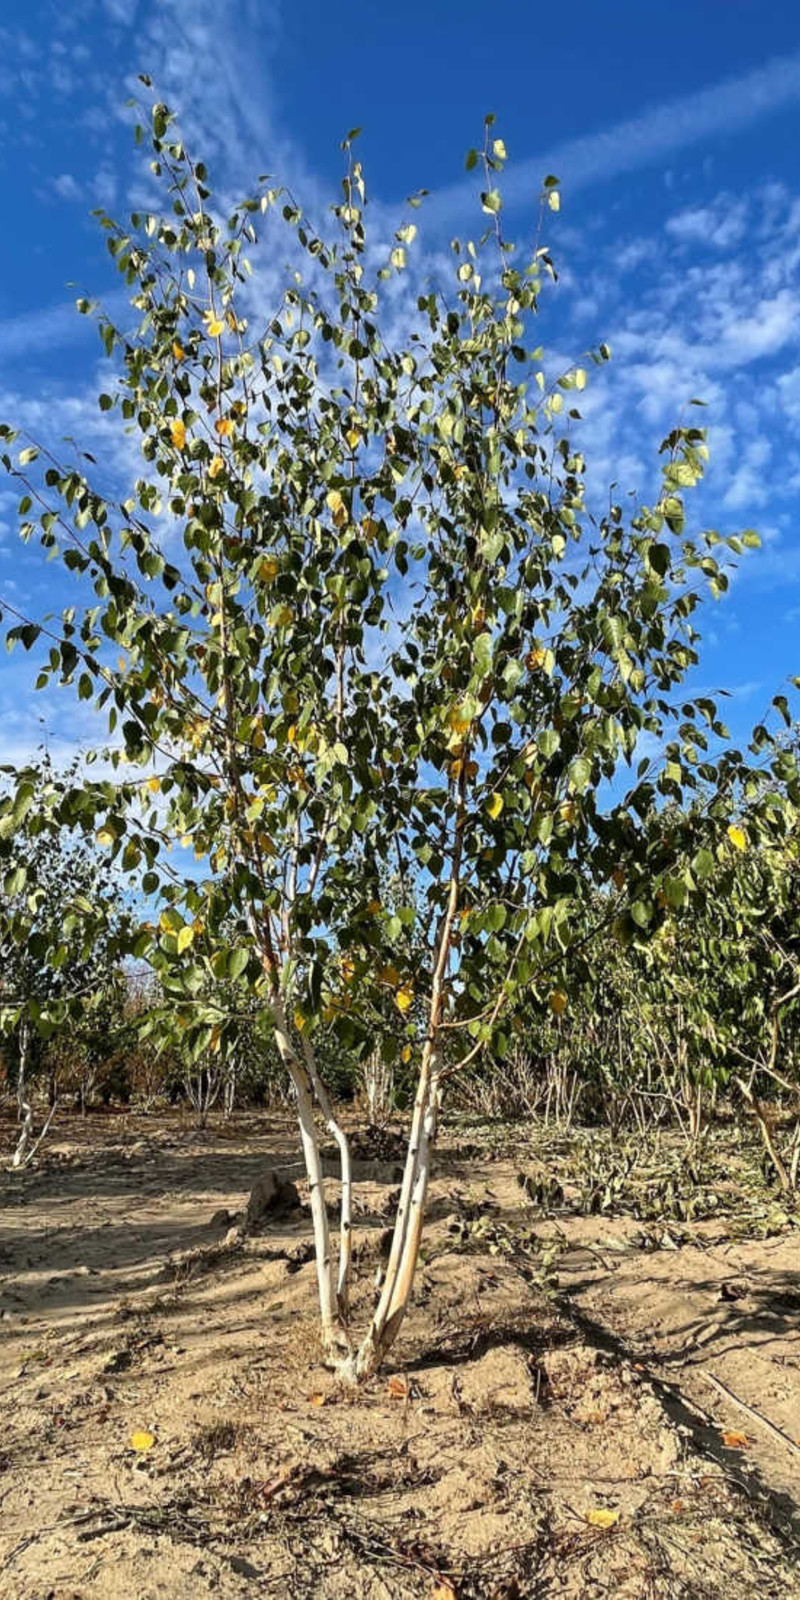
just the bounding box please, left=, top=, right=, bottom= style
left=299, top=1032, right=353, bottom=1322
left=352, top=1052, right=440, bottom=1379
left=270, top=996, right=346, bottom=1356
left=12, top=1021, right=33, bottom=1171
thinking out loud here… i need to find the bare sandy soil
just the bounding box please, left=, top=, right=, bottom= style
left=1, top=1109, right=799, bottom=1598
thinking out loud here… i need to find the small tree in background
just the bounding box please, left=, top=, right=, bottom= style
left=0, top=757, right=130, bottom=1164
left=1, top=98, right=794, bottom=1372
left=660, top=793, right=800, bottom=1186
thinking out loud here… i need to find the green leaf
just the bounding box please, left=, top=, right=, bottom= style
left=692, top=848, right=715, bottom=882
left=227, top=947, right=250, bottom=981
left=568, top=756, right=592, bottom=793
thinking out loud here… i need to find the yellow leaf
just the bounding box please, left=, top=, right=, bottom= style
left=208, top=454, right=225, bottom=480
left=526, top=644, right=547, bottom=670
left=293, top=1009, right=306, bottom=1033
left=272, top=604, right=294, bottom=628
left=130, top=1430, right=155, bottom=1452
left=309, top=1392, right=327, bottom=1407
left=727, top=824, right=747, bottom=852
left=176, top=925, right=195, bottom=954
left=395, top=985, right=414, bottom=1015
left=346, top=427, right=362, bottom=449
left=586, top=1507, right=619, bottom=1529
left=547, top=189, right=561, bottom=212
left=259, top=556, right=279, bottom=582
left=487, top=792, right=504, bottom=820
left=170, top=418, right=186, bottom=449
left=549, top=989, right=568, bottom=1016
left=205, top=313, right=225, bottom=337
left=172, top=342, right=185, bottom=362
left=147, top=776, right=161, bottom=793
left=446, top=703, right=472, bottom=736
left=326, top=488, right=348, bottom=528
left=575, top=367, right=587, bottom=391
left=95, top=827, right=115, bottom=847
left=215, top=416, right=234, bottom=438
left=559, top=800, right=576, bottom=824
left=401, top=1044, right=412, bottom=1064
left=722, top=1430, right=749, bottom=1450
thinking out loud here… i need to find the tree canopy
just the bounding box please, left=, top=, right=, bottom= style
left=1, top=98, right=796, bottom=1372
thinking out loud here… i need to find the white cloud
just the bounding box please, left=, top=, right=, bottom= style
left=776, top=365, right=800, bottom=428
left=722, top=436, right=773, bottom=512
left=0, top=289, right=131, bottom=364
left=666, top=195, right=748, bottom=251
left=103, top=0, right=139, bottom=23
left=52, top=172, right=83, bottom=202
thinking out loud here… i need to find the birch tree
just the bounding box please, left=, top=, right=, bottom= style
left=0, top=758, right=128, bottom=1163
left=0, top=97, right=778, bottom=1374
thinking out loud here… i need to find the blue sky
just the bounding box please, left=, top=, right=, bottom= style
left=2, top=0, right=800, bottom=770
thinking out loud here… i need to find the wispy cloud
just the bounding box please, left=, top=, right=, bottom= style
left=133, top=0, right=292, bottom=190
left=52, top=172, right=83, bottom=202
left=666, top=195, right=749, bottom=252
left=428, top=50, right=800, bottom=226
left=0, top=289, right=130, bottom=364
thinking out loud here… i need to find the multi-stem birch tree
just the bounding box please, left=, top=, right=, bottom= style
left=0, top=97, right=775, bottom=1375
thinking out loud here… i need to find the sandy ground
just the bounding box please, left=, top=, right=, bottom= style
left=1, top=1109, right=799, bottom=1598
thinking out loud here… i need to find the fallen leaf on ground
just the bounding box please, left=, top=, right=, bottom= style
left=309, top=1393, right=327, bottom=1406
left=388, top=1375, right=409, bottom=1399
left=129, top=1430, right=155, bottom=1452
left=722, top=1431, right=749, bottom=1450
left=586, top=1507, right=620, bottom=1529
